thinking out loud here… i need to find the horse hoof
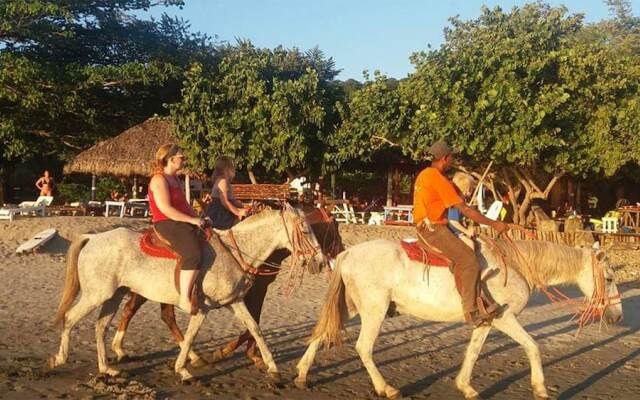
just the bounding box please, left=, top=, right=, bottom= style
left=252, top=359, right=267, bottom=372
left=386, top=386, right=402, bottom=399
left=210, top=349, right=227, bottom=363
left=294, top=377, right=308, bottom=390
left=115, top=354, right=130, bottom=364
left=190, top=357, right=209, bottom=369
left=46, top=356, right=57, bottom=371
left=267, top=372, right=283, bottom=389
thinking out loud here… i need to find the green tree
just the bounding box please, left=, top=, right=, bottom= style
left=400, top=3, right=640, bottom=223
left=0, top=0, right=216, bottom=201
left=325, top=71, right=410, bottom=169
left=170, top=42, right=339, bottom=180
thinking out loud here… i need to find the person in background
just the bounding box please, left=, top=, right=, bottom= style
left=447, top=172, right=476, bottom=250
left=206, top=156, right=247, bottom=230
left=35, top=170, right=55, bottom=196
left=148, top=143, right=205, bottom=315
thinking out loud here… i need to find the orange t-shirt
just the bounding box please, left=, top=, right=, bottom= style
left=413, top=167, right=463, bottom=225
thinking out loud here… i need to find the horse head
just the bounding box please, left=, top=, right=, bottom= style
left=576, top=248, right=623, bottom=326
left=303, top=207, right=345, bottom=272
left=280, top=204, right=327, bottom=272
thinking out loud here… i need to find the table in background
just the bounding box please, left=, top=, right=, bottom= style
left=383, top=205, right=414, bottom=225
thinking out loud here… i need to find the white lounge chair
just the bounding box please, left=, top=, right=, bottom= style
left=0, top=196, right=52, bottom=221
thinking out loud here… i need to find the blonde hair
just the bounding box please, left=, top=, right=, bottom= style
left=152, top=143, right=182, bottom=175
left=452, top=172, right=475, bottom=197
left=213, top=155, right=235, bottom=180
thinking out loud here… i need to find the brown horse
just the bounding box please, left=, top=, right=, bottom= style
left=111, top=207, right=344, bottom=368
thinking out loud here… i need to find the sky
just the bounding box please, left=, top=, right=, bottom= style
left=138, top=0, right=640, bottom=80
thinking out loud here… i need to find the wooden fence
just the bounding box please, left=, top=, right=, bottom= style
left=231, top=184, right=292, bottom=202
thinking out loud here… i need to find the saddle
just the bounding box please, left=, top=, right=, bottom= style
left=139, top=228, right=212, bottom=314
left=400, top=239, right=451, bottom=267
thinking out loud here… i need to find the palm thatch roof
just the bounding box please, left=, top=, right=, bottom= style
left=64, top=118, right=175, bottom=177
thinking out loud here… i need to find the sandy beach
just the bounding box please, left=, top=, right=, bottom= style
left=1, top=217, right=639, bottom=399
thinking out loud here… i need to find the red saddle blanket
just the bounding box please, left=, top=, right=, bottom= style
left=139, top=229, right=176, bottom=259
left=400, top=240, right=450, bottom=267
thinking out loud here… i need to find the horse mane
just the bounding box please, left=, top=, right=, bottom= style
left=485, top=239, right=588, bottom=288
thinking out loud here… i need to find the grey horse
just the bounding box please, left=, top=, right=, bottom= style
left=48, top=207, right=325, bottom=382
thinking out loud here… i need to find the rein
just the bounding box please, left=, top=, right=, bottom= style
left=217, top=210, right=322, bottom=282
left=279, top=209, right=322, bottom=296
left=483, top=233, right=620, bottom=331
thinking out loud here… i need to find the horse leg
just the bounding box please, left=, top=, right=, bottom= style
left=174, top=311, right=206, bottom=382
left=294, top=337, right=322, bottom=389
left=48, top=295, right=100, bottom=370
left=211, top=333, right=248, bottom=363
left=228, top=301, right=280, bottom=383
left=112, top=292, right=147, bottom=362
left=243, top=275, right=274, bottom=369
left=96, top=288, right=127, bottom=376
left=355, top=309, right=400, bottom=399
left=160, top=304, right=207, bottom=367
left=492, top=313, right=548, bottom=399
left=455, top=325, right=491, bottom=399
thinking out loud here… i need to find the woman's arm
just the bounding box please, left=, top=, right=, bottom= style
left=217, top=179, right=246, bottom=217
left=35, top=177, right=43, bottom=190
left=150, top=175, right=201, bottom=225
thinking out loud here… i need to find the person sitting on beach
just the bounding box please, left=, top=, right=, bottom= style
left=205, top=156, right=247, bottom=230
left=109, top=189, right=129, bottom=202
left=447, top=172, right=476, bottom=250
left=148, top=144, right=205, bottom=315
left=35, top=170, right=54, bottom=196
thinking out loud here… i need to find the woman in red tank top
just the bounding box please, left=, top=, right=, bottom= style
left=148, top=144, right=205, bottom=315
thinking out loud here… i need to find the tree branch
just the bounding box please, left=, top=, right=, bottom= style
left=371, top=135, right=400, bottom=147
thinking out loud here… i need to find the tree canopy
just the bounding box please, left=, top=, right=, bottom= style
left=170, top=42, right=340, bottom=178
left=332, top=2, right=640, bottom=222
left=0, top=0, right=215, bottom=168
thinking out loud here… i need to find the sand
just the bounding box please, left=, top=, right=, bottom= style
left=1, top=216, right=639, bottom=399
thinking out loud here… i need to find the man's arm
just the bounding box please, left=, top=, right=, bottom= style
left=454, top=203, right=508, bottom=235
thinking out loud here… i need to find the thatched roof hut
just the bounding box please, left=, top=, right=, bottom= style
left=64, top=118, right=174, bottom=177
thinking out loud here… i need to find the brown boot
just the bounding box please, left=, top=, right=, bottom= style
left=465, top=309, right=492, bottom=327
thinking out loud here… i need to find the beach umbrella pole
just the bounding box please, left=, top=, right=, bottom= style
left=91, top=174, right=96, bottom=201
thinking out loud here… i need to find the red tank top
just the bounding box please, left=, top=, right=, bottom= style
left=149, top=174, right=196, bottom=223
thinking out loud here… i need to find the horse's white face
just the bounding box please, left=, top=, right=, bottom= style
left=577, top=250, right=623, bottom=325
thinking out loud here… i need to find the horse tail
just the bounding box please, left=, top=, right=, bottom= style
left=310, top=252, right=349, bottom=348
left=53, top=235, right=91, bottom=328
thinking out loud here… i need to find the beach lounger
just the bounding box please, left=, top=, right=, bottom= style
left=0, top=197, right=50, bottom=221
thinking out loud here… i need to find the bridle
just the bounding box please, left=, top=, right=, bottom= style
left=481, top=234, right=621, bottom=331
left=218, top=209, right=321, bottom=280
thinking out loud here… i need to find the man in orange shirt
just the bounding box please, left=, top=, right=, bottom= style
left=414, top=140, right=508, bottom=327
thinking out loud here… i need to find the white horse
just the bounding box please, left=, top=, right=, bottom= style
left=48, top=208, right=325, bottom=383
left=295, top=239, right=623, bottom=399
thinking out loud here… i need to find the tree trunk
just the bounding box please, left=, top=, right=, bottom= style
left=330, top=173, right=336, bottom=198
left=386, top=166, right=393, bottom=207
left=0, top=168, right=6, bottom=204
left=248, top=169, right=257, bottom=184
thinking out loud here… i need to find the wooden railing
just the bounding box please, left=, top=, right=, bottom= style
left=231, top=184, right=292, bottom=202
left=475, top=226, right=640, bottom=247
